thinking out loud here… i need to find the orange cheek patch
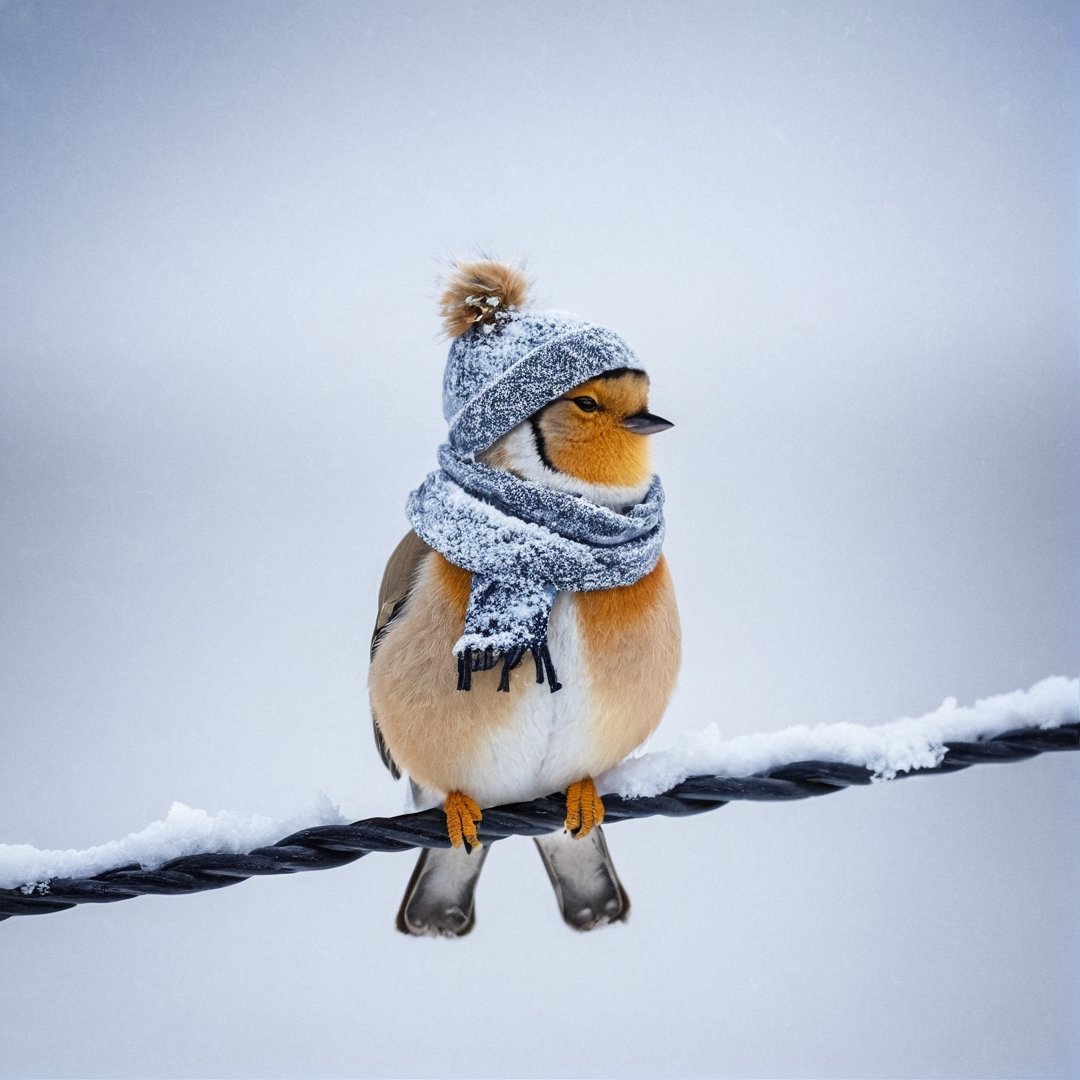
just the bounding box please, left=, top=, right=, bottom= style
left=543, top=374, right=654, bottom=487
left=546, top=421, right=652, bottom=487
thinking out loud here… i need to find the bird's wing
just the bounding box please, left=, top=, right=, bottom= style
left=370, top=529, right=432, bottom=779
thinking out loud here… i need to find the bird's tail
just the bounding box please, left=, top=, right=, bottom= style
left=396, top=825, right=629, bottom=935
left=397, top=845, right=489, bottom=937
left=533, top=825, right=630, bottom=930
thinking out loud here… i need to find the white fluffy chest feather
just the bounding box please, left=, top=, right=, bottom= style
left=453, top=591, right=596, bottom=806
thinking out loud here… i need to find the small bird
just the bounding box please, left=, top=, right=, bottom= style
left=369, top=261, right=680, bottom=935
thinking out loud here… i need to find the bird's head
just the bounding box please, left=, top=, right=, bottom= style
left=437, top=258, right=671, bottom=508
left=481, top=368, right=672, bottom=508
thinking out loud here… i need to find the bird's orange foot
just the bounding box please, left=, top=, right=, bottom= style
left=444, top=791, right=483, bottom=851
left=565, top=778, right=605, bottom=839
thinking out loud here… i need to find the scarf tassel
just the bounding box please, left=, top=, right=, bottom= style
left=456, top=644, right=562, bottom=694
left=532, top=642, right=562, bottom=693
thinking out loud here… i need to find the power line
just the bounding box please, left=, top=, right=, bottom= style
left=2, top=721, right=1075, bottom=922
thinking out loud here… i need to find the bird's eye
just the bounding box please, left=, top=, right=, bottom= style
left=572, top=396, right=599, bottom=412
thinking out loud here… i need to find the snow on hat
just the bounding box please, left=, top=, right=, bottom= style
left=439, top=261, right=641, bottom=456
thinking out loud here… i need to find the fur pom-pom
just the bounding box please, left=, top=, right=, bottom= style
left=439, top=260, right=529, bottom=338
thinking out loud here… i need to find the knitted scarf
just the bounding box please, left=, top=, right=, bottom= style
left=406, top=444, right=666, bottom=693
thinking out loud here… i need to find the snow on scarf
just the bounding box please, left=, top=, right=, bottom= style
left=406, top=443, right=666, bottom=693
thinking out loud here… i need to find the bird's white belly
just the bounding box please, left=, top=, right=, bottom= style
left=457, top=591, right=595, bottom=807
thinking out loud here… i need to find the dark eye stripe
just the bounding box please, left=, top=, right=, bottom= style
left=529, top=416, right=561, bottom=473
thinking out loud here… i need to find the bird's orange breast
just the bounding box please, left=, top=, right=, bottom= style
left=369, top=551, right=680, bottom=800
left=574, top=554, right=681, bottom=772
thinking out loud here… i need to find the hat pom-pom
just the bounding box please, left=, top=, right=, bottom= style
left=439, top=260, right=529, bottom=338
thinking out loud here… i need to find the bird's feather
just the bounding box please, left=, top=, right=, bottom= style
left=534, top=825, right=629, bottom=930
left=370, top=530, right=432, bottom=779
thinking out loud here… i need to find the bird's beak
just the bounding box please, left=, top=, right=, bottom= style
left=622, top=410, right=674, bottom=435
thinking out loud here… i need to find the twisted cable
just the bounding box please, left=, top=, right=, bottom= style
left=2, top=721, right=1076, bottom=922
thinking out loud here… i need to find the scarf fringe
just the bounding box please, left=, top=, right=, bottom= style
left=457, top=644, right=562, bottom=694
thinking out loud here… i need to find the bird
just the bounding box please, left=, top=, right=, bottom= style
left=368, top=260, right=680, bottom=935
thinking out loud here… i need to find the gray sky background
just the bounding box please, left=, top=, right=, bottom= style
left=1, top=2, right=1076, bottom=1077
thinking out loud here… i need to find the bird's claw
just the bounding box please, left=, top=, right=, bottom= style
left=565, top=778, right=604, bottom=839
left=444, top=790, right=483, bottom=851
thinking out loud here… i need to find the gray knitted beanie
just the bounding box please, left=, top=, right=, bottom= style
left=439, top=261, right=641, bottom=456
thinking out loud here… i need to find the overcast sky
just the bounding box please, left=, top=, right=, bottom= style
left=1, top=2, right=1076, bottom=1077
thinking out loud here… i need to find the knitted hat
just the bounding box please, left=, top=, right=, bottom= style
left=439, top=261, right=641, bottom=456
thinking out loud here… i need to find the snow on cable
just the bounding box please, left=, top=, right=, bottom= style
left=1, top=676, right=1075, bottom=892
